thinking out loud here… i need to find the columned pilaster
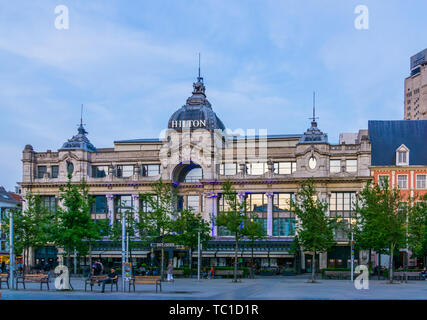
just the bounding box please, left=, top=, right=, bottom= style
left=133, top=194, right=140, bottom=236
left=266, top=193, right=273, bottom=236
left=106, top=194, right=114, bottom=227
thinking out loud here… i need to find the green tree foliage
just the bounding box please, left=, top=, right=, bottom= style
left=243, top=211, right=266, bottom=279
left=174, top=208, right=211, bottom=277
left=408, top=194, right=427, bottom=263
left=137, top=179, right=177, bottom=280
left=51, top=174, right=101, bottom=268
left=354, top=182, right=407, bottom=283
left=215, top=181, right=249, bottom=282
left=291, top=181, right=336, bottom=283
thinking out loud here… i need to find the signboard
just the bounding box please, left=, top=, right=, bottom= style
left=123, top=262, right=132, bottom=281
left=170, top=120, right=207, bottom=128
left=150, top=243, right=186, bottom=249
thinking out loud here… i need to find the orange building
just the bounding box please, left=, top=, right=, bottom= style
left=369, top=120, right=427, bottom=268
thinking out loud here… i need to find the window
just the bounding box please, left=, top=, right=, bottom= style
left=273, top=193, right=295, bottom=236
left=51, top=166, right=59, bottom=178
left=273, top=162, right=297, bottom=174
left=329, top=192, right=356, bottom=240
left=397, top=175, right=408, bottom=189
left=378, top=175, right=390, bottom=189
left=416, top=175, right=426, bottom=189
left=187, top=195, right=200, bottom=213
left=346, top=159, right=357, bottom=173
left=115, top=195, right=133, bottom=214
left=91, top=195, right=107, bottom=213
left=140, top=195, right=158, bottom=212
left=141, top=164, right=160, bottom=177
left=184, top=167, right=203, bottom=182
left=116, top=165, right=134, bottom=178
left=248, top=163, right=267, bottom=175
left=37, top=166, right=47, bottom=178
left=220, top=163, right=237, bottom=175
left=246, top=194, right=267, bottom=236
left=42, top=196, right=57, bottom=213
left=92, top=165, right=109, bottom=178
left=396, top=145, right=409, bottom=166
left=330, top=160, right=341, bottom=173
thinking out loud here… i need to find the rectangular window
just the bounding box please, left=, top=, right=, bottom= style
left=398, top=152, right=407, bottom=164
left=397, top=175, right=408, bottom=189
left=330, top=160, right=341, bottom=173
left=91, top=195, right=107, bottom=213
left=273, top=162, right=297, bottom=174
left=141, top=164, right=160, bottom=177
left=116, top=165, right=134, bottom=178
left=220, top=163, right=237, bottom=175
left=273, top=218, right=295, bottom=236
left=346, top=159, right=357, bottom=173
left=330, top=192, right=356, bottom=240
left=37, top=166, right=47, bottom=179
left=273, top=193, right=295, bottom=236
left=187, top=195, right=200, bottom=213
left=92, top=165, right=109, bottom=178
left=248, top=163, right=267, bottom=175
left=51, top=166, right=59, bottom=178
left=140, top=195, right=158, bottom=212
left=416, top=175, right=426, bottom=189
left=42, top=196, right=56, bottom=213
left=378, top=175, right=390, bottom=189
left=115, top=195, right=133, bottom=213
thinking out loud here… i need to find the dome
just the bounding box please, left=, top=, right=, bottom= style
left=168, top=76, right=225, bottom=131
left=60, top=123, right=97, bottom=152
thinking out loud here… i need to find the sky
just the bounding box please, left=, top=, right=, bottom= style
left=1, top=0, right=426, bottom=191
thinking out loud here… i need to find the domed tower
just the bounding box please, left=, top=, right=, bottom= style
left=168, top=74, right=225, bottom=131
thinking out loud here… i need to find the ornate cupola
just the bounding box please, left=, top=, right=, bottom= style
left=60, top=114, right=97, bottom=152
left=168, top=60, right=225, bottom=131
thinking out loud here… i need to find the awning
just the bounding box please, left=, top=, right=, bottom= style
left=194, top=252, right=294, bottom=258
left=88, top=251, right=150, bottom=258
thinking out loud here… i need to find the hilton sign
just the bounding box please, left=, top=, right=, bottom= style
left=171, top=120, right=207, bottom=128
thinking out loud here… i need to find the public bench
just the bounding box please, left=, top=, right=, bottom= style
left=323, top=271, right=360, bottom=280
left=214, top=270, right=244, bottom=278
left=16, top=274, right=49, bottom=290
left=0, top=273, right=9, bottom=289
left=394, top=272, right=423, bottom=282
left=129, top=276, right=161, bottom=293
left=85, top=275, right=118, bottom=292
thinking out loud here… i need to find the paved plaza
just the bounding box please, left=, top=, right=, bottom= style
left=1, top=275, right=427, bottom=300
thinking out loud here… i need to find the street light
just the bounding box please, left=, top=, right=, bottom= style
left=9, top=209, right=14, bottom=290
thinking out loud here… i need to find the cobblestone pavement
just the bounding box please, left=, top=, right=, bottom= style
left=1, top=275, right=427, bottom=300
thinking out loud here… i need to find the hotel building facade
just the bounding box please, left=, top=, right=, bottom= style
left=19, top=75, right=372, bottom=272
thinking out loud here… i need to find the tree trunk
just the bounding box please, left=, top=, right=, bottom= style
left=161, top=239, right=165, bottom=281
left=188, top=248, right=192, bottom=278
left=389, top=245, right=394, bottom=284
left=251, top=245, right=254, bottom=279
left=378, top=253, right=381, bottom=280
left=66, top=250, right=71, bottom=271
left=311, top=252, right=316, bottom=283
left=88, top=242, right=92, bottom=277
left=234, top=235, right=238, bottom=282
left=368, top=249, right=372, bottom=270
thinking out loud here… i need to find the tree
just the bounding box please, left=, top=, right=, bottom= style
left=215, top=181, right=249, bottom=282
left=51, top=174, right=100, bottom=270
left=137, top=179, right=178, bottom=280
left=408, top=194, right=427, bottom=266
left=242, top=211, right=265, bottom=279
left=1, top=194, right=52, bottom=272
left=291, top=181, right=336, bottom=283
left=174, top=208, right=211, bottom=277
left=355, top=181, right=407, bottom=283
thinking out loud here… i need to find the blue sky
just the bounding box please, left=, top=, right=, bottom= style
left=1, top=0, right=426, bottom=191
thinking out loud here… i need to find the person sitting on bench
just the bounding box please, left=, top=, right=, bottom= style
left=420, top=268, right=427, bottom=280
left=98, top=268, right=118, bottom=292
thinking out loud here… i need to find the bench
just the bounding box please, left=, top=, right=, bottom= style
left=16, top=274, right=49, bottom=290
left=129, top=276, right=161, bottom=293
left=323, top=271, right=361, bottom=280
left=85, top=275, right=118, bottom=292
left=214, top=270, right=244, bottom=278
left=394, top=272, right=424, bottom=282
left=0, top=273, right=9, bottom=289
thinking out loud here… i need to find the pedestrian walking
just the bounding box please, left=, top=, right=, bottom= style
left=167, top=261, right=174, bottom=282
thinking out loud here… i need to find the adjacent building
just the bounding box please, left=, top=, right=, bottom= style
left=369, top=120, right=427, bottom=268
left=0, top=186, right=21, bottom=266
left=19, top=75, right=372, bottom=272
left=404, top=48, right=427, bottom=120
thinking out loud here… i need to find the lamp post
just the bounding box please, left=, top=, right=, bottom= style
left=197, top=219, right=204, bottom=281
left=121, top=210, right=126, bottom=292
